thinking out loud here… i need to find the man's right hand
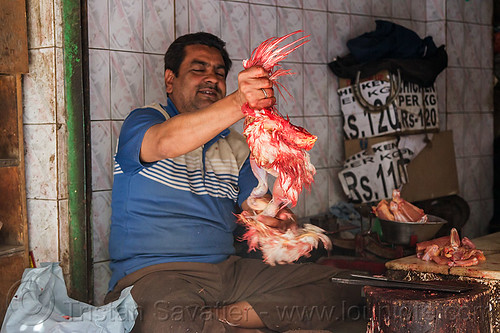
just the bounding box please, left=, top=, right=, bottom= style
left=235, top=66, right=275, bottom=110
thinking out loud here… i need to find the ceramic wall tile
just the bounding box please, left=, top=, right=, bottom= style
left=304, top=117, right=328, bottom=168
left=250, top=0, right=276, bottom=5
left=144, top=54, right=167, bottom=106
left=328, top=116, right=344, bottom=167
left=479, top=156, right=493, bottom=200
left=461, top=156, right=481, bottom=202
left=461, top=200, right=482, bottom=238
left=89, top=49, right=111, bottom=120
left=26, top=0, right=54, bottom=48
left=110, top=51, right=144, bottom=120
left=57, top=124, right=68, bottom=200
left=481, top=69, right=494, bottom=112
left=93, top=262, right=112, bottom=306
left=463, top=23, right=481, bottom=68
left=24, top=124, right=57, bottom=199
left=480, top=0, right=494, bottom=25
left=328, top=167, right=348, bottom=206
left=174, top=0, right=189, bottom=36
left=277, top=62, right=303, bottom=117
left=304, top=10, right=327, bottom=63
left=480, top=113, right=494, bottom=156
left=304, top=0, right=327, bottom=11
left=328, top=13, right=350, bottom=59
left=463, top=68, right=482, bottom=113
left=277, top=0, right=302, bottom=8
left=425, top=21, right=446, bottom=49
left=481, top=25, right=494, bottom=69
left=91, top=121, right=113, bottom=191
left=305, top=168, right=329, bottom=216
left=327, top=70, right=341, bottom=116
left=464, top=0, right=480, bottom=23
left=58, top=199, right=70, bottom=276
left=410, top=0, right=426, bottom=21
left=112, top=121, right=124, bottom=163
left=446, top=0, right=464, bottom=21
left=426, top=0, right=445, bottom=21
left=446, top=113, right=464, bottom=158
left=23, top=49, right=56, bottom=124
left=92, top=191, right=112, bottom=262
left=221, top=2, right=250, bottom=60
left=349, top=15, right=376, bottom=41
left=277, top=7, right=304, bottom=62
left=434, top=70, right=446, bottom=128
left=446, top=21, right=464, bottom=67
left=391, top=0, right=410, bottom=19
left=410, top=21, right=426, bottom=40
left=55, top=47, right=66, bottom=125
left=304, top=64, right=328, bottom=116
left=144, top=0, right=175, bottom=54
left=188, top=0, right=221, bottom=36
left=462, top=114, right=481, bottom=157
left=446, top=68, right=464, bottom=113
left=351, top=0, right=371, bottom=15
left=88, top=0, right=109, bottom=49
left=250, top=4, right=278, bottom=51
left=328, top=0, right=349, bottom=13
left=372, top=0, right=392, bottom=18
left=109, top=0, right=143, bottom=52
left=226, top=61, right=244, bottom=98
left=27, top=199, right=59, bottom=266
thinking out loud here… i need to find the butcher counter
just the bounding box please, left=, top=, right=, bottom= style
left=384, top=231, right=500, bottom=332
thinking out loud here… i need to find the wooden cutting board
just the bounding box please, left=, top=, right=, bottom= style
left=385, top=232, right=500, bottom=280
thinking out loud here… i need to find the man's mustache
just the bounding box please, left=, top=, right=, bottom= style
left=198, top=83, right=222, bottom=95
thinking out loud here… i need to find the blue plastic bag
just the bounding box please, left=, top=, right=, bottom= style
left=1, top=263, right=137, bottom=333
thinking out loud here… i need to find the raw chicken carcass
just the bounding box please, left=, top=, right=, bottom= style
left=372, top=189, right=427, bottom=222
left=416, top=228, right=486, bottom=267
left=237, top=31, right=331, bottom=265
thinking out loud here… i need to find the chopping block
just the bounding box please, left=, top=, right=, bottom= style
left=365, top=281, right=490, bottom=332
left=384, top=231, right=500, bottom=332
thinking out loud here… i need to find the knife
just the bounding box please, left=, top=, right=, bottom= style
left=331, top=273, right=472, bottom=293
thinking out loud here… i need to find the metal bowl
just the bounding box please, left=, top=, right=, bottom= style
left=378, top=214, right=447, bottom=245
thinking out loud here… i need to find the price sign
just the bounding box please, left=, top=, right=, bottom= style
left=338, top=80, right=439, bottom=139
left=397, top=82, right=439, bottom=132
left=339, top=139, right=414, bottom=204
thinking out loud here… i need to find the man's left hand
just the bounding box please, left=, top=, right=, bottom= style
left=256, top=207, right=298, bottom=232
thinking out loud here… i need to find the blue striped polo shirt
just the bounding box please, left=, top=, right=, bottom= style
left=108, top=99, right=257, bottom=290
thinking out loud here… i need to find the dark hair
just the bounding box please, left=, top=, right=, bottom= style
left=164, top=32, right=232, bottom=78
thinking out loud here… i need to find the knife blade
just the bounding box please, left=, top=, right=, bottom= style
left=331, top=273, right=472, bottom=293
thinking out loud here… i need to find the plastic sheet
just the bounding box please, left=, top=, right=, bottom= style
left=1, top=262, right=137, bottom=333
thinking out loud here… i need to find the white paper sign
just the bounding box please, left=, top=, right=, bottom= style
left=338, top=80, right=439, bottom=139
left=339, top=139, right=414, bottom=203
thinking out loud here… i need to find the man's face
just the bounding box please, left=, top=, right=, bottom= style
left=165, top=44, right=227, bottom=113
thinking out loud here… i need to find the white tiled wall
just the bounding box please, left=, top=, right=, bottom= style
left=21, top=0, right=495, bottom=306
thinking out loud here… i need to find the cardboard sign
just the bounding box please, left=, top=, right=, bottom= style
left=339, top=138, right=413, bottom=203
left=343, top=131, right=459, bottom=203
left=338, top=76, right=439, bottom=139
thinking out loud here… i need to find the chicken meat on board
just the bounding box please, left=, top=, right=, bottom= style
left=417, top=228, right=486, bottom=267
left=237, top=31, right=331, bottom=265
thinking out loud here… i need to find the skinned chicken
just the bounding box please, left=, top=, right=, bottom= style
left=416, top=228, right=486, bottom=267
left=372, top=189, right=428, bottom=222
left=237, top=31, right=331, bottom=265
